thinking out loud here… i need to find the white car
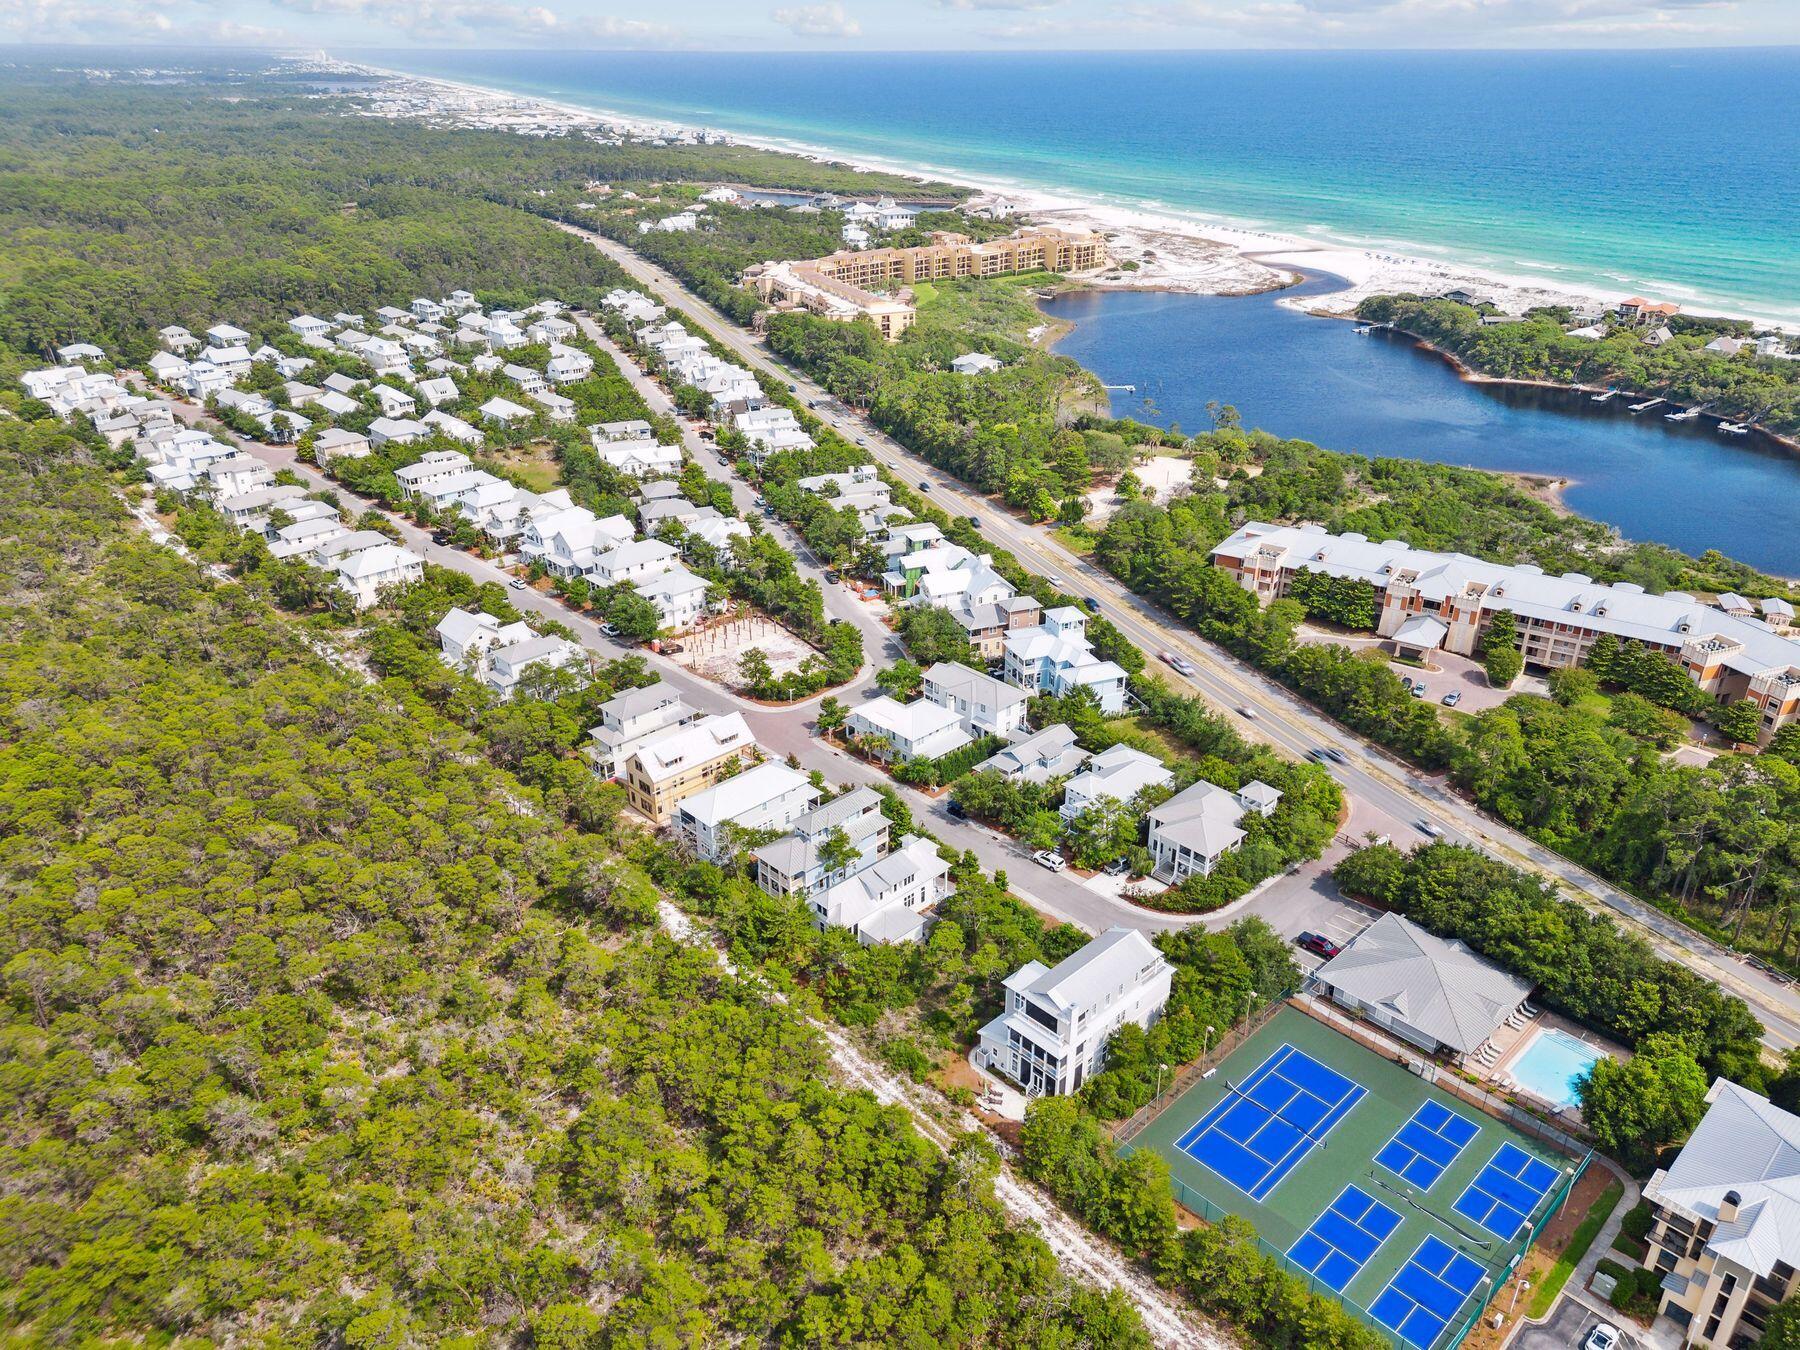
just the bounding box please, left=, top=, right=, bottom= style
left=1583, top=1323, right=1621, bottom=1350
left=1033, top=849, right=1067, bottom=872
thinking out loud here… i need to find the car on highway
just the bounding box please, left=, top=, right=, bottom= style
left=787, top=384, right=798, bottom=393
left=1323, top=747, right=1349, bottom=764
left=1158, top=650, right=1177, bottom=665
left=1441, top=690, right=1462, bottom=707
left=1417, top=820, right=1444, bottom=838
left=1296, top=932, right=1342, bottom=959
left=967, top=515, right=982, bottom=528
left=1033, top=849, right=1067, bottom=872
left=919, top=481, right=931, bottom=491
left=1083, top=597, right=1100, bottom=613
left=1237, top=705, right=1257, bottom=719
left=1171, top=657, right=1197, bottom=677
left=1047, top=575, right=1064, bottom=588
left=1583, top=1324, right=1621, bottom=1350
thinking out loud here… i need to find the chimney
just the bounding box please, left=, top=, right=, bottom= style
left=1719, top=1191, right=1742, bottom=1224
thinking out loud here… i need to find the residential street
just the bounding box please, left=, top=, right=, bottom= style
left=558, top=220, right=1800, bottom=1054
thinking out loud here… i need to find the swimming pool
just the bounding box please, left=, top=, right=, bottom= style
left=1509, top=1029, right=1605, bottom=1108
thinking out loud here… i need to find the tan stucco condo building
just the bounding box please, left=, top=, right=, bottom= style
left=743, top=226, right=1109, bottom=343
left=1641, top=1080, right=1800, bottom=1346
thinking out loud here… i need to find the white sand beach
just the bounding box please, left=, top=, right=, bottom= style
left=314, top=57, right=1756, bottom=329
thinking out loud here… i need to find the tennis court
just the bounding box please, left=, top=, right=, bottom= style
left=1127, top=1007, right=1579, bottom=1350
left=1453, top=1143, right=1562, bottom=1240
left=1174, top=1043, right=1366, bottom=1200
left=1288, top=1185, right=1404, bottom=1292
left=1376, top=1100, right=1481, bottom=1190
left=1371, top=1236, right=1490, bottom=1349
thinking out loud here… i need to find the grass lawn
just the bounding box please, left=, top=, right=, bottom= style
left=1526, top=1180, right=1622, bottom=1318
left=484, top=441, right=562, bottom=494
left=1050, top=527, right=1095, bottom=556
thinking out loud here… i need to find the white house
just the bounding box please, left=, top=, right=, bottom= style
left=1058, top=744, right=1173, bottom=823
left=634, top=563, right=711, bottom=630
left=673, top=761, right=820, bottom=861
left=333, top=543, right=424, bottom=609
left=368, top=417, right=432, bottom=447
left=503, top=363, right=547, bottom=395
left=976, top=723, right=1090, bottom=785
left=206, top=323, right=251, bottom=348
left=951, top=352, right=1002, bottom=375
left=752, top=786, right=891, bottom=898
left=597, top=436, right=681, bottom=480
left=479, top=396, right=536, bottom=426
left=977, top=927, right=1173, bottom=1097
left=159, top=325, right=201, bottom=353
left=845, top=696, right=973, bottom=763
left=202, top=453, right=276, bottom=499
left=1003, top=607, right=1128, bottom=714
left=813, top=835, right=952, bottom=945
left=484, top=634, right=586, bottom=700
left=583, top=681, right=699, bottom=780
left=1145, top=778, right=1280, bottom=881
left=435, top=607, right=533, bottom=669
left=589, top=537, right=679, bottom=586
left=288, top=314, right=332, bottom=343
left=394, top=451, right=472, bottom=496
left=922, top=661, right=1031, bottom=739
left=415, top=376, right=460, bottom=407
left=422, top=410, right=484, bottom=445
left=545, top=348, right=594, bottom=383
left=524, top=508, right=636, bottom=578
left=531, top=390, right=576, bottom=423
left=373, top=385, right=416, bottom=418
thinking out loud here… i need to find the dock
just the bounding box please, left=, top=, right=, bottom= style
left=1591, top=388, right=1618, bottom=403
left=1101, top=383, right=1137, bottom=393
left=1628, top=397, right=1664, bottom=413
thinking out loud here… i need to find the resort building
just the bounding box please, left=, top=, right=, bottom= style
left=1145, top=778, right=1279, bottom=881
left=583, top=682, right=699, bottom=781
left=922, top=661, right=1031, bottom=739
left=672, top=761, right=820, bottom=862
left=1211, top=521, right=1800, bottom=741
left=1002, top=607, right=1128, bottom=714
left=743, top=226, right=1107, bottom=344
left=1058, top=744, right=1173, bottom=822
left=1641, top=1080, right=1800, bottom=1346
left=977, top=927, right=1173, bottom=1098
left=813, top=835, right=953, bottom=945
left=622, top=712, right=756, bottom=825
left=1312, top=913, right=1533, bottom=1061
left=844, top=695, right=972, bottom=763
left=753, top=787, right=891, bottom=898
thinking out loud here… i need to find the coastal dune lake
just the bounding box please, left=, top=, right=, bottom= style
left=1043, top=281, right=1800, bottom=575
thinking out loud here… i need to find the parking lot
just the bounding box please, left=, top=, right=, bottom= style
left=1511, top=1290, right=1636, bottom=1350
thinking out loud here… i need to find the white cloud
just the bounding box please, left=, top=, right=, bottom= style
left=771, top=2, right=862, bottom=36
left=1115, top=0, right=1748, bottom=40
left=263, top=0, right=680, bottom=43
left=935, top=0, right=1062, bottom=9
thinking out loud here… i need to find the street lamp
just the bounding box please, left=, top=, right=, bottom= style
left=1509, top=1278, right=1531, bottom=1315
left=1155, top=1062, right=1171, bottom=1101
left=1244, top=988, right=1258, bottom=1025
left=1201, top=1024, right=1216, bottom=1057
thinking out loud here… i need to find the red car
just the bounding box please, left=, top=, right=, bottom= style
left=1296, top=932, right=1342, bottom=959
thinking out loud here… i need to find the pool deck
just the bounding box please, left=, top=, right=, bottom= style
left=1484, top=1011, right=1628, bottom=1124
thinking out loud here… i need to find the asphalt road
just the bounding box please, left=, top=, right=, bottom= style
left=562, top=221, right=1800, bottom=1055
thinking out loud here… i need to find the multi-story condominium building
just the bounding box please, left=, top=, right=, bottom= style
left=1146, top=778, right=1281, bottom=881
left=1002, top=608, right=1129, bottom=715
left=753, top=787, right=891, bottom=898
left=583, top=681, right=698, bottom=780
left=977, top=927, right=1173, bottom=1097
left=672, top=762, right=820, bottom=862
left=1212, top=521, right=1800, bottom=741
left=622, top=712, right=756, bottom=825
left=743, top=227, right=1107, bottom=343
left=922, top=661, right=1031, bottom=739
left=1641, top=1080, right=1800, bottom=1346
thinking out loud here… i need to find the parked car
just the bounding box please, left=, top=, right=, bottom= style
left=1583, top=1325, right=1621, bottom=1350
left=662, top=642, right=685, bottom=655
left=1033, top=849, right=1067, bottom=872
left=599, top=622, right=620, bottom=638
left=1102, top=857, right=1131, bottom=877
left=1409, top=681, right=1426, bottom=698
left=509, top=579, right=527, bottom=590
left=1296, top=932, right=1342, bottom=959
left=1441, top=690, right=1462, bottom=707
left=946, top=799, right=967, bottom=820
left=823, top=568, right=840, bottom=583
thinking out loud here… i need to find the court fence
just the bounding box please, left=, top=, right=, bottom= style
left=1289, top=993, right=1593, bottom=1160
left=1113, top=990, right=1293, bottom=1148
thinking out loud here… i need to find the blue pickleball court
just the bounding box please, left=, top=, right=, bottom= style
left=1375, top=1100, right=1481, bottom=1190
left=1452, top=1143, right=1562, bottom=1240
left=1370, top=1235, right=1490, bottom=1349
left=1288, top=1185, right=1404, bottom=1292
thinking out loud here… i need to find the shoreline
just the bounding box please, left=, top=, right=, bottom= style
left=311, top=55, right=1799, bottom=335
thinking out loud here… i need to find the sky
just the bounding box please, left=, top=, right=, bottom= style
left=4, top=0, right=1798, bottom=50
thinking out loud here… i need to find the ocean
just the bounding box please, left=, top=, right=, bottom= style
left=369, top=48, right=1800, bottom=324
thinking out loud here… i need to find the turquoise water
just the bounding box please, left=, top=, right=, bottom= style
left=1509, top=1029, right=1604, bottom=1108
left=368, top=49, right=1800, bottom=324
